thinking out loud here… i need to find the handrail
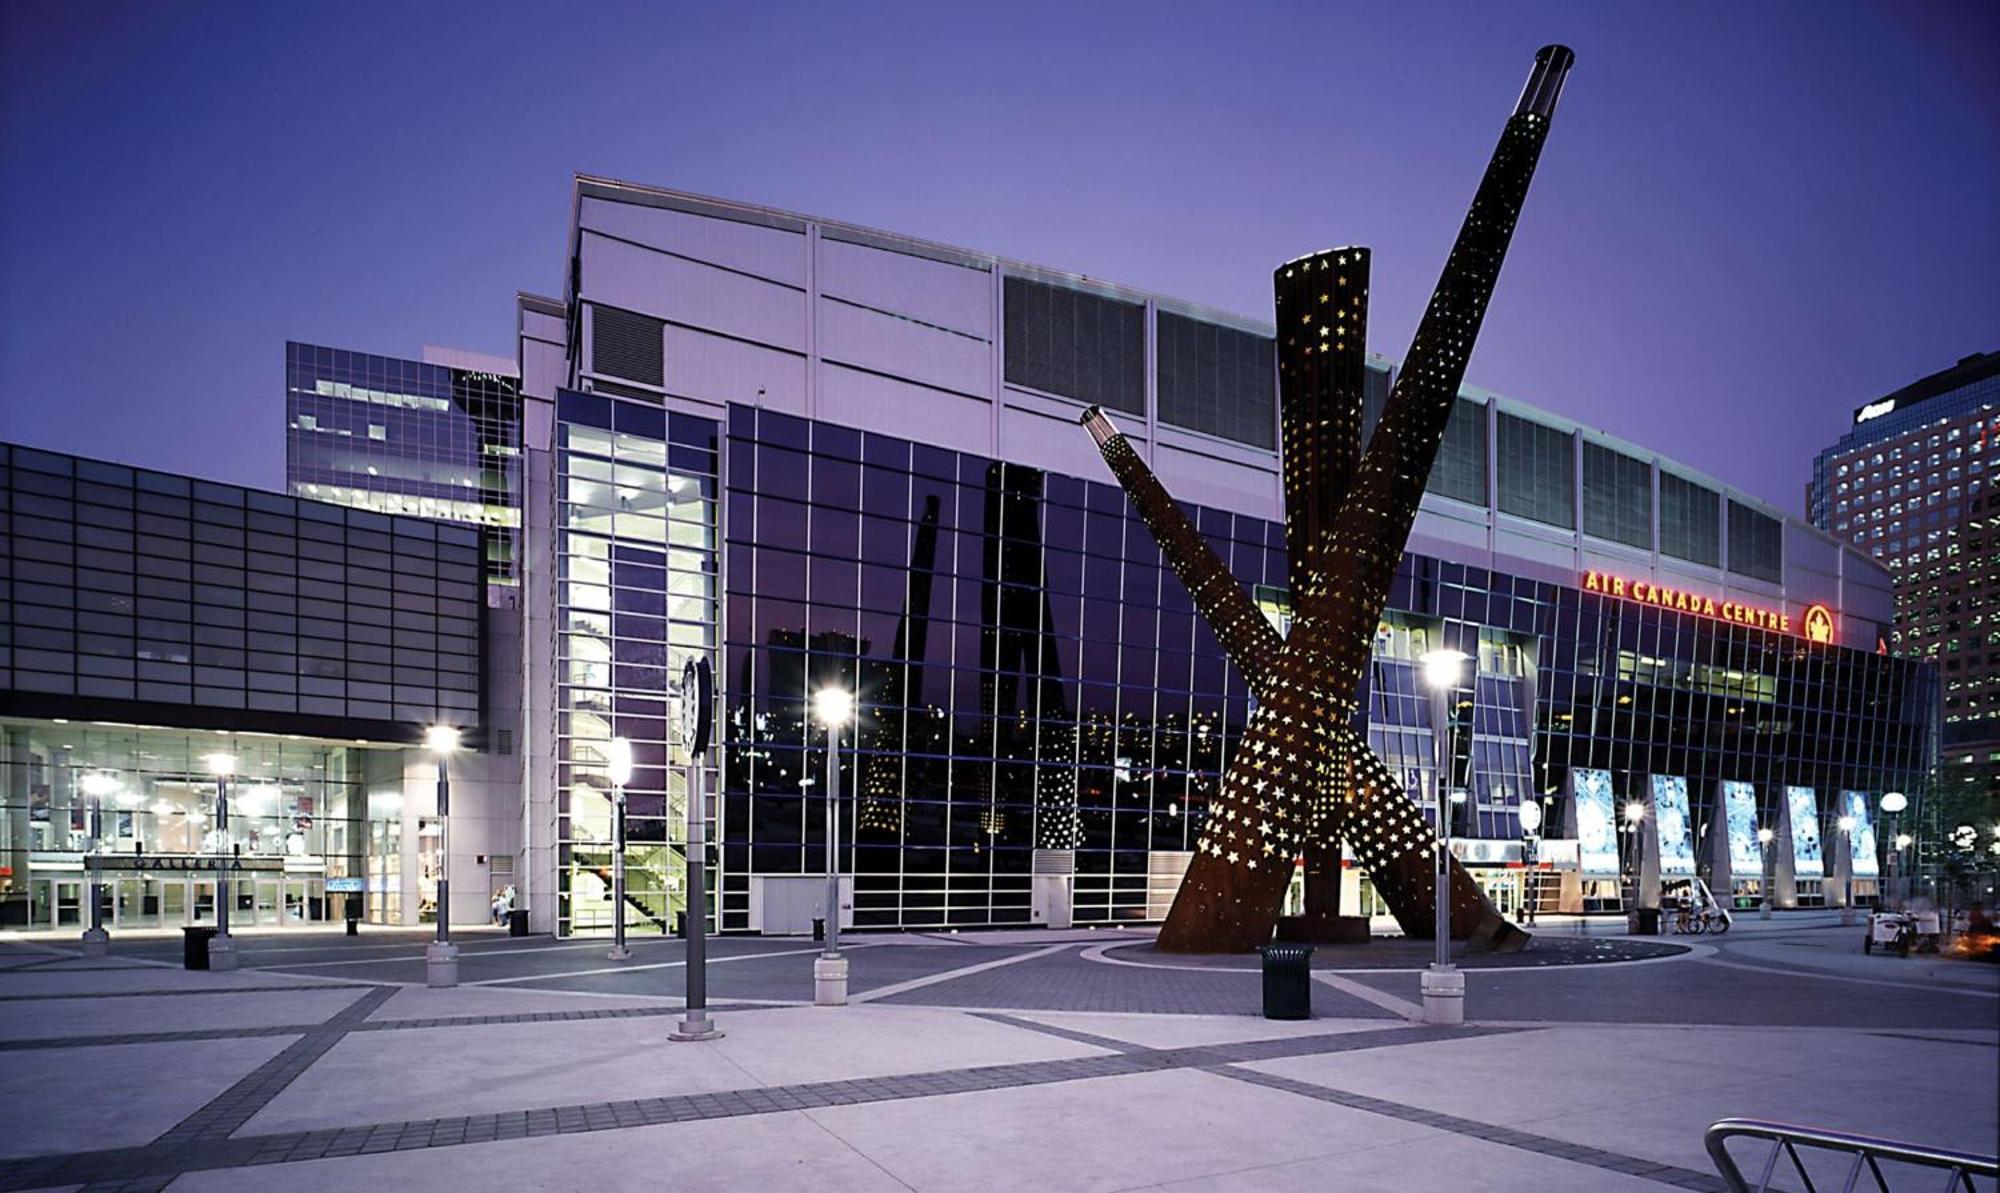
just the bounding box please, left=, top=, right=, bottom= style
left=1706, top=1118, right=1999, bottom=1192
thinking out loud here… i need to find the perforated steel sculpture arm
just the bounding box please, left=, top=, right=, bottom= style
left=1082, top=407, right=1501, bottom=945
left=1113, top=45, right=1573, bottom=953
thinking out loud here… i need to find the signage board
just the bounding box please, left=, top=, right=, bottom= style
left=82, top=854, right=286, bottom=874
left=1841, top=790, right=1880, bottom=878
left=1722, top=781, right=1762, bottom=878
left=325, top=877, right=366, bottom=893
left=1582, top=573, right=1835, bottom=644
left=1787, top=787, right=1824, bottom=878
left=1652, top=775, right=1697, bottom=876
left=1572, top=768, right=1620, bottom=876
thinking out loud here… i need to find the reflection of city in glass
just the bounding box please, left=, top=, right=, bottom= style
left=1573, top=769, right=1618, bottom=874
left=1788, top=786, right=1823, bottom=877
left=1723, top=781, right=1762, bottom=876
left=1842, top=790, right=1880, bottom=877
left=1652, top=774, right=1695, bottom=876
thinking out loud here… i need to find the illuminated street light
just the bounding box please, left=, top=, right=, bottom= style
left=1417, top=649, right=1466, bottom=1025
left=607, top=737, right=634, bottom=961
left=79, top=771, right=119, bottom=957
left=815, top=686, right=854, bottom=1005
left=1624, top=800, right=1646, bottom=826
left=1879, top=792, right=1908, bottom=908
left=426, top=725, right=461, bottom=987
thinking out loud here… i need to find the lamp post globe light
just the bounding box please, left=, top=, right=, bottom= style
left=1837, top=814, right=1858, bottom=926
left=1757, top=826, right=1775, bottom=920
left=1880, top=792, right=1907, bottom=908
left=78, top=770, right=120, bottom=957
left=1417, top=648, right=1467, bottom=1026
left=204, top=752, right=240, bottom=970
left=1621, top=799, right=1646, bottom=930
left=814, top=686, right=853, bottom=1007
left=606, top=737, right=634, bottom=960
left=424, top=726, right=461, bottom=988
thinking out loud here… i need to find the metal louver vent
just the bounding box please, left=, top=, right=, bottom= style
left=591, top=305, right=664, bottom=387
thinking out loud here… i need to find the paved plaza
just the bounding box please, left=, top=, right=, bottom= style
left=0, top=914, right=1993, bottom=1192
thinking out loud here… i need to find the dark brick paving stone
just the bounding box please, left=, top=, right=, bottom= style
left=0, top=982, right=378, bottom=1002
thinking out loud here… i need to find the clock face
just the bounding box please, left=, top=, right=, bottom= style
left=679, top=658, right=712, bottom=756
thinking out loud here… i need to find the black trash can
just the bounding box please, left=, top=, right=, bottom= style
left=182, top=926, right=217, bottom=971
left=1635, top=907, right=1661, bottom=936
left=508, top=908, right=529, bottom=937
left=812, top=917, right=826, bottom=942
left=674, top=911, right=687, bottom=939
left=1258, top=943, right=1315, bottom=1020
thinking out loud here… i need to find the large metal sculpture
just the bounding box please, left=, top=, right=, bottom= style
left=1082, top=45, right=1573, bottom=953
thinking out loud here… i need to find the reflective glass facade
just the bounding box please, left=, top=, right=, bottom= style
left=710, top=407, right=1934, bottom=928
left=286, top=342, right=523, bottom=586
left=1, top=442, right=483, bottom=739
left=552, top=391, right=719, bottom=938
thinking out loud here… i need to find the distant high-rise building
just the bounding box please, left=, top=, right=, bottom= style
left=1808, top=351, right=2000, bottom=791
left=285, top=341, right=523, bottom=585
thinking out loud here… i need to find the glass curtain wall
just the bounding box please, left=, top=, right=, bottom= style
left=714, top=406, right=1933, bottom=930
left=0, top=722, right=385, bottom=928
left=553, top=391, right=719, bottom=938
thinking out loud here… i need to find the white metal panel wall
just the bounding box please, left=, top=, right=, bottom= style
left=580, top=196, right=807, bottom=287
left=663, top=324, right=806, bottom=415
left=816, top=237, right=992, bottom=338
left=580, top=233, right=806, bottom=353
left=817, top=362, right=991, bottom=456
left=815, top=297, right=990, bottom=398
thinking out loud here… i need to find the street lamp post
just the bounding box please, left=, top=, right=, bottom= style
left=79, top=770, right=118, bottom=957
left=205, top=753, right=239, bottom=971
left=1418, top=648, right=1466, bottom=1026
left=1623, top=799, right=1647, bottom=932
left=814, top=686, right=853, bottom=1007
left=606, top=737, right=633, bottom=961
left=1837, top=813, right=1857, bottom=927
left=1757, top=826, right=1775, bottom=920
left=425, top=726, right=460, bottom=988
left=1880, top=792, right=1907, bottom=909
left=1518, top=798, right=1543, bottom=926
left=672, top=656, right=723, bottom=1041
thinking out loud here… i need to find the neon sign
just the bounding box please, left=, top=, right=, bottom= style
left=1581, top=571, right=1833, bottom=641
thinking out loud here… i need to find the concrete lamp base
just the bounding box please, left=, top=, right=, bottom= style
left=79, top=927, right=110, bottom=959
left=607, top=945, right=633, bottom=961
left=426, top=941, right=460, bottom=988
left=208, top=935, right=240, bottom=973
left=1420, top=966, right=1465, bottom=1026
left=669, top=1009, right=724, bottom=1042
left=814, top=954, right=849, bottom=1006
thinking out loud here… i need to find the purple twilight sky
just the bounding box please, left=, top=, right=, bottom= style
left=2, top=1, right=1995, bottom=513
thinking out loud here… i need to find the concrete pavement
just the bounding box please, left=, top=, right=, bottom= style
left=0, top=914, right=1992, bottom=1191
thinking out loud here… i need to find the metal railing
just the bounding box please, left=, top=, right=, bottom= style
left=1706, top=1118, right=1999, bottom=1192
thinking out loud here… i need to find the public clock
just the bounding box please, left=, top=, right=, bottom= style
left=679, top=657, right=713, bottom=757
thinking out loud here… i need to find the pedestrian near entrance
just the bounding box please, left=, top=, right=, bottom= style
left=491, top=888, right=509, bottom=926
